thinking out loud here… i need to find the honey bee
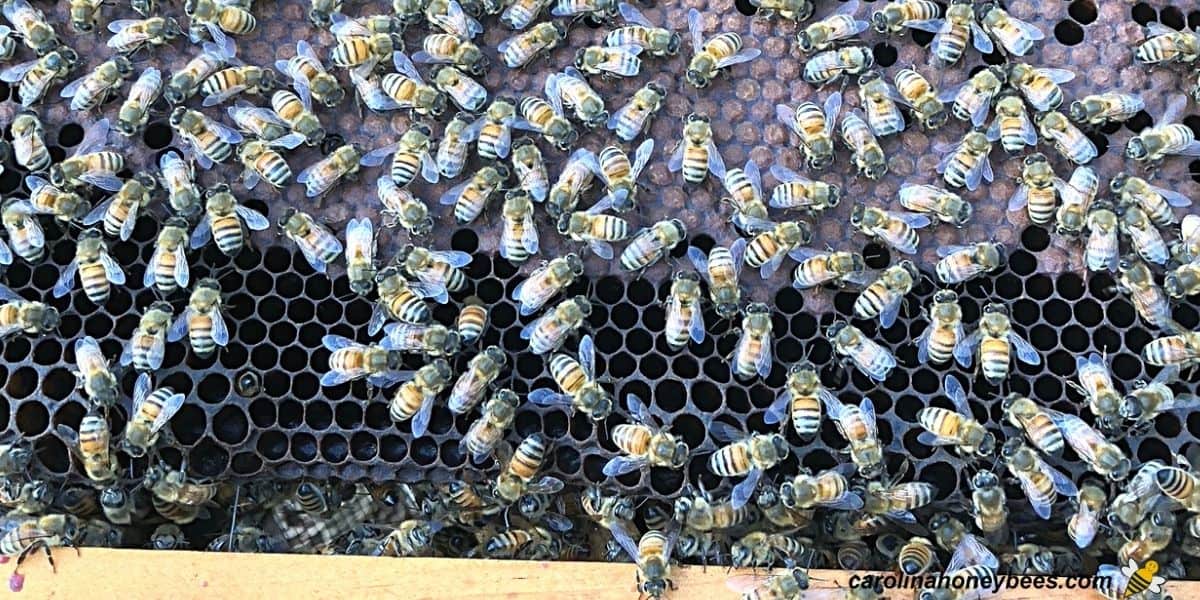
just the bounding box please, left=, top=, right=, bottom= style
left=498, top=22, right=565, bottom=69
left=10, top=111, right=50, bottom=172
left=447, top=345, right=506, bottom=414
left=522, top=295, right=590, bottom=355
left=500, top=0, right=552, bottom=29
left=493, top=433, right=565, bottom=505
left=920, top=0, right=992, bottom=64
left=279, top=208, right=344, bottom=273
left=169, top=278, right=228, bottom=358
left=297, top=144, right=364, bottom=198
left=1007, top=153, right=1060, bottom=225
left=455, top=299, right=489, bottom=344
left=1002, top=392, right=1064, bottom=455
left=1121, top=206, right=1169, bottom=266
left=107, top=16, right=183, bottom=54
left=794, top=0, right=868, bottom=52
left=120, top=302, right=173, bottom=373
left=143, top=462, right=218, bottom=506
left=84, top=173, right=155, bottom=242
left=367, top=61, right=441, bottom=116
left=399, top=244, right=471, bottom=299
left=0, top=200, right=42, bottom=263
left=200, top=65, right=276, bottom=107
left=1069, top=92, right=1145, bottom=127
left=170, top=107, right=243, bottom=169
left=935, top=130, right=993, bottom=191
left=0, top=47, right=77, bottom=107
left=1009, top=63, right=1074, bottom=112
left=512, top=254, right=582, bottom=315
left=912, top=290, right=965, bottom=365
left=730, top=302, right=772, bottom=380
left=144, top=218, right=190, bottom=296
left=0, top=514, right=80, bottom=582
left=593, top=139, right=651, bottom=212
left=986, top=93, right=1037, bottom=154
left=0, top=290, right=58, bottom=340
left=369, top=267, right=439, bottom=334
left=165, top=42, right=232, bottom=105
left=320, top=335, right=408, bottom=387
left=54, top=413, right=116, bottom=485
left=546, top=151, right=599, bottom=219
left=851, top=204, right=930, bottom=255
left=1124, top=366, right=1199, bottom=429
left=529, top=335, right=613, bottom=420
left=1152, top=461, right=1200, bottom=511
left=892, top=536, right=937, bottom=576
left=54, top=229, right=125, bottom=306
left=669, top=113, right=725, bottom=185
left=863, top=467, right=936, bottom=524
left=155, top=153, right=202, bottom=221
left=730, top=531, right=810, bottom=568
left=894, top=67, right=947, bottom=129
left=955, top=302, right=1039, bottom=385
left=1166, top=258, right=1200, bottom=299
left=547, top=67, right=607, bottom=128
left=841, top=110, right=888, bottom=179
left=363, top=123, right=439, bottom=188
left=602, top=84, right=666, bottom=145
left=331, top=32, right=402, bottom=78
left=520, top=95, right=578, bottom=150
left=828, top=320, right=895, bottom=384
left=935, top=241, right=1005, bottom=284
left=604, top=393, right=688, bottom=476
left=121, top=373, right=186, bottom=458
left=804, top=45, right=873, bottom=87
left=789, top=248, right=867, bottom=290
left=939, top=66, right=1005, bottom=128
left=1128, top=95, right=1200, bottom=167
left=383, top=322, right=462, bottom=358
left=620, top=219, right=687, bottom=273
left=777, top=92, right=841, bottom=171
left=378, top=178, right=431, bottom=236
left=689, top=239, right=746, bottom=319
left=855, top=260, right=918, bottom=327
left=1047, top=409, right=1131, bottom=480
left=1037, top=111, right=1097, bottom=165
left=767, top=164, right=840, bottom=214
left=71, top=335, right=119, bottom=408
left=1118, top=256, right=1181, bottom=331
left=917, top=536, right=1000, bottom=600
left=460, top=389, right=518, bottom=462
left=762, top=362, right=826, bottom=438
left=237, top=139, right=293, bottom=191
left=918, top=375, right=996, bottom=457
left=1113, top=172, right=1190, bottom=228
left=431, top=114, right=474, bottom=180
left=275, top=40, right=344, bottom=109
left=575, top=44, right=642, bottom=79
left=4, top=0, right=56, bottom=53
left=1136, top=21, right=1200, bottom=65
left=338, top=217, right=377, bottom=296
left=969, top=470, right=1008, bottom=535
left=433, top=65, right=487, bottom=112
left=1067, top=483, right=1106, bottom=549
left=1178, top=214, right=1200, bottom=263
left=410, top=34, right=486, bottom=80
left=225, top=104, right=301, bottom=148
left=272, top=89, right=326, bottom=146
left=898, top=183, right=970, bottom=227
left=387, top=359, right=453, bottom=436
left=47, top=119, right=123, bottom=192
left=558, top=197, right=630, bottom=260
left=978, top=3, right=1044, bottom=56
left=1143, top=331, right=1200, bottom=370
left=739, top=217, right=811, bottom=278
left=467, top=98, right=522, bottom=162
left=608, top=3, right=680, bottom=57
left=511, top=138, right=549, bottom=202
left=115, top=67, right=163, bottom=137
left=190, top=184, right=269, bottom=257
left=686, top=8, right=761, bottom=88
left=424, top=0, right=482, bottom=38
left=871, top=0, right=940, bottom=34
left=185, top=0, right=255, bottom=50
left=497, top=191, right=539, bottom=264
left=708, top=423, right=789, bottom=509
left=308, top=0, right=343, bottom=26
left=441, top=164, right=507, bottom=225
left=726, top=565, right=823, bottom=600
left=61, top=57, right=133, bottom=113
left=1054, top=165, right=1100, bottom=237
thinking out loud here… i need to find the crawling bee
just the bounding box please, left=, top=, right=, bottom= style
left=144, top=217, right=190, bottom=295
left=320, top=335, right=408, bottom=388
left=165, top=42, right=233, bottom=105
left=510, top=138, right=549, bottom=202
left=1112, top=172, right=1190, bottom=228
left=1176, top=214, right=1200, bottom=263
left=670, top=113, right=725, bottom=184
left=512, top=254, right=583, bottom=316
left=764, top=361, right=830, bottom=438
left=331, top=31, right=402, bottom=78
left=828, top=320, right=895, bottom=384
left=120, top=302, right=173, bottom=373
left=790, top=248, right=867, bottom=290
left=1009, top=62, right=1074, bottom=112
left=493, top=434, right=565, bottom=505
left=941, top=66, right=1006, bottom=128
left=121, top=373, right=186, bottom=458
left=143, top=462, right=218, bottom=506
left=768, top=164, right=841, bottom=214
left=56, top=413, right=117, bottom=485
left=708, top=423, right=789, bottom=509
left=739, top=217, right=813, bottom=279
left=732, top=303, right=773, bottom=380
left=871, top=0, right=940, bottom=34
left=863, top=470, right=936, bottom=524
left=935, top=241, right=1005, bottom=284
left=498, top=22, right=565, bottom=70
left=1037, top=111, right=1096, bottom=165
left=605, top=393, right=688, bottom=476
left=433, top=66, right=487, bottom=112
left=689, top=239, right=746, bottom=319
left=424, top=0, right=481, bottom=39
left=1120, top=206, right=1169, bottom=266
left=169, top=279, right=228, bottom=359
left=1118, top=257, right=1182, bottom=332
left=686, top=8, right=761, bottom=88
left=1124, top=366, right=1199, bottom=431
left=1047, top=409, right=1131, bottom=481
left=855, top=260, right=918, bottom=327
left=387, top=359, right=453, bottom=437
left=272, top=89, right=326, bottom=146
left=10, top=111, right=50, bottom=172
left=894, top=67, right=947, bottom=130
left=915, top=0, right=992, bottom=64
left=237, top=139, right=293, bottom=191
left=977, top=2, right=1044, bottom=56
left=441, top=165, right=507, bottom=225
left=399, top=245, right=471, bottom=301
left=459, top=389, right=518, bottom=462
left=606, top=83, right=666, bottom=144
left=447, top=346, right=506, bottom=415
left=1055, top=165, right=1100, bottom=237
left=1070, top=92, right=1145, bottom=127
left=795, top=1, right=867, bottom=52
left=116, top=68, right=163, bottom=137
left=841, top=110, right=887, bottom=179
left=190, top=184, right=269, bottom=257
left=107, top=16, right=183, bottom=54
left=500, top=0, right=552, bottom=29
left=368, top=268, right=439, bottom=335
left=575, top=44, right=642, bottom=78
left=4, top=0, right=57, bottom=53
left=84, top=173, right=156, bottom=242
left=1143, top=331, right=1200, bottom=370
left=547, top=67, right=607, bottom=128
left=278, top=209, right=344, bottom=274
left=71, top=335, right=120, bottom=408
left=170, top=107, right=243, bottom=169
left=851, top=204, right=929, bottom=255
left=0, top=292, right=58, bottom=341
left=200, top=64, right=276, bottom=107
left=54, top=229, right=125, bottom=306
left=803, top=45, right=873, bottom=87
left=363, top=123, right=440, bottom=188
left=899, top=184, right=971, bottom=227
left=275, top=40, right=344, bottom=109
left=494, top=191, right=539, bottom=265
left=777, top=92, right=841, bottom=171
left=1166, top=258, right=1200, bottom=299
left=558, top=197, right=629, bottom=260
left=918, top=375, right=995, bottom=457
left=382, top=320, right=461, bottom=358
left=297, top=144, right=363, bottom=199
left=48, top=119, right=123, bottom=193
left=856, top=70, right=906, bottom=137
left=620, top=219, right=686, bottom=273
left=1127, top=95, right=1200, bottom=167
left=936, top=130, right=993, bottom=191
left=158, top=151, right=202, bottom=220
left=955, top=302, right=1040, bottom=385
left=1079, top=201, right=1118, bottom=273
left=1135, top=21, right=1200, bottom=65
left=823, top=391, right=884, bottom=477
left=660, top=271, right=704, bottom=351
left=914, top=290, right=964, bottom=366
left=594, top=139, right=652, bottom=213
left=522, top=295, right=590, bottom=355
left=529, top=335, right=613, bottom=420
left=987, top=93, right=1037, bottom=154
left=608, top=3, right=680, bottom=57
left=1, top=48, right=78, bottom=108
left=520, top=95, right=578, bottom=150
left=0, top=200, right=43, bottom=264
left=62, top=56, right=134, bottom=112
left=1007, top=153, right=1060, bottom=225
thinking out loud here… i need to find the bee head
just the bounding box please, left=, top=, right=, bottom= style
left=564, top=252, right=584, bottom=275
left=849, top=202, right=866, bottom=226
left=857, top=69, right=881, bottom=87
left=58, top=46, right=79, bottom=67
left=898, top=259, right=920, bottom=280
left=1000, top=436, right=1023, bottom=458
left=1125, top=137, right=1150, bottom=160
left=431, top=358, right=453, bottom=380
left=555, top=212, right=574, bottom=235
left=686, top=69, right=709, bottom=88
left=37, top=305, right=60, bottom=332
left=826, top=320, right=847, bottom=338
left=168, top=106, right=188, bottom=127
left=870, top=11, right=891, bottom=33
left=572, top=48, right=587, bottom=70
left=982, top=302, right=1006, bottom=316
left=665, top=32, right=682, bottom=55
left=795, top=31, right=816, bottom=53
left=1109, top=171, right=1130, bottom=193
left=412, top=122, right=433, bottom=138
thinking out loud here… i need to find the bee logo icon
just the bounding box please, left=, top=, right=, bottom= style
left=1121, top=559, right=1167, bottom=599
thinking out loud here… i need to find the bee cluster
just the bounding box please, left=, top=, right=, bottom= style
left=0, top=0, right=1197, bottom=596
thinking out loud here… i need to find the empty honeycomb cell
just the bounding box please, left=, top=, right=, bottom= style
left=41, top=367, right=75, bottom=401
left=344, top=299, right=373, bottom=326
left=1054, top=20, right=1084, bottom=45
left=1061, top=325, right=1089, bottom=352
left=275, top=273, right=303, bottom=299
left=1047, top=350, right=1075, bottom=377
left=611, top=302, right=637, bottom=328
left=365, top=403, right=391, bottom=430
left=269, top=322, right=297, bottom=346
left=1026, top=274, right=1053, bottom=300
left=278, top=399, right=303, bottom=429
left=1042, top=299, right=1071, bottom=326
left=654, top=381, right=687, bottom=413
left=32, top=340, right=62, bottom=367
left=291, top=433, right=319, bottom=462
left=239, top=320, right=267, bottom=345
left=1011, top=299, right=1039, bottom=326
left=251, top=345, right=278, bottom=371
left=515, top=411, right=542, bottom=438
left=1008, top=250, right=1037, bottom=276
left=725, top=388, right=751, bottom=414
left=702, top=357, right=731, bottom=384
left=280, top=348, right=308, bottom=372
left=57, top=123, right=84, bottom=147
left=609, top=353, right=637, bottom=378
left=220, top=344, right=251, bottom=372
left=542, top=410, right=569, bottom=439
left=1155, top=413, right=1182, bottom=438
left=672, top=356, right=700, bottom=379
left=305, top=402, right=333, bottom=431
left=1093, top=326, right=1121, bottom=352
left=170, top=404, right=206, bottom=446
left=627, top=329, right=653, bottom=355
left=15, top=400, right=49, bottom=437
left=303, top=275, right=331, bottom=299
left=231, top=452, right=263, bottom=476
left=51, top=401, right=85, bottom=433
left=1124, top=327, right=1152, bottom=353
left=321, top=434, right=350, bottom=464
left=190, top=438, right=230, bottom=478
left=410, top=437, right=439, bottom=466
left=197, top=374, right=231, bottom=404
left=213, top=406, right=249, bottom=446
left=640, top=305, right=665, bottom=330
left=691, top=380, right=722, bottom=413
left=1137, top=437, right=1172, bottom=463
left=34, top=435, right=69, bottom=475
left=1160, top=5, right=1185, bottom=29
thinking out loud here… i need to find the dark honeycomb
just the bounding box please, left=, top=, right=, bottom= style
left=0, top=0, right=1199, bottom=531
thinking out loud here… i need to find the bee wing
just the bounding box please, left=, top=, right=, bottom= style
left=667, top=138, right=685, bottom=173
left=438, top=179, right=472, bottom=207
left=579, top=334, right=596, bottom=379
left=420, top=151, right=440, bottom=184
left=150, top=393, right=187, bottom=436
left=764, top=390, right=790, bottom=425
left=596, top=48, right=643, bottom=76
left=55, top=425, right=83, bottom=459
left=630, top=138, right=654, bottom=179
left=936, top=243, right=976, bottom=258
left=1011, top=15, right=1045, bottom=43
left=964, top=155, right=992, bottom=192
left=59, top=74, right=88, bottom=99
left=234, top=205, right=269, bottom=231
left=1070, top=500, right=1098, bottom=548
left=167, top=311, right=190, bottom=342
left=705, top=138, right=727, bottom=180
left=1035, top=67, right=1076, bottom=85
left=820, top=388, right=847, bottom=421
left=522, top=213, right=540, bottom=254
left=75, top=336, right=105, bottom=370
left=916, top=429, right=960, bottom=447
left=824, top=490, right=864, bottom=511
left=948, top=534, right=1000, bottom=572
left=100, top=253, right=126, bottom=285
left=709, top=420, right=745, bottom=444
left=970, top=22, right=995, bottom=54
left=730, top=239, right=747, bottom=277
left=1007, top=331, right=1041, bottom=365
left=759, top=250, right=786, bottom=280
left=0, top=283, right=18, bottom=302
left=1018, top=112, right=1039, bottom=145
left=730, top=467, right=762, bottom=510
left=1007, top=184, right=1030, bottom=211
left=189, top=217, right=213, bottom=250
left=296, top=237, right=330, bottom=273
left=52, top=260, right=78, bottom=297
left=714, top=47, right=761, bottom=70
left=602, top=455, right=648, bottom=477
left=686, top=246, right=710, bottom=280
left=618, top=2, right=652, bottom=27
left=392, top=52, right=424, bottom=84
left=690, top=301, right=706, bottom=344
left=201, top=83, right=251, bottom=108
left=430, top=250, right=471, bottom=268
left=107, top=18, right=141, bottom=33
left=410, top=391, right=435, bottom=438
left=328, top=12, right=372, bottom=37
left=878, top=292, right=903, bottom=328
left=904, top=19, right=943, bottom=33
left=76, top=118, right=113, bottom=156
left=935, top=143, right=960, bottom=174
left=767, top=162, right=810, bottom=186
left=519, top=313, right=546, bottom=340
left=944, top=374, right=970, bottom=415
left=588, top=240, right=614, bottom=260
left=210, top=309, right=229, bottom=346
left=822, top=91, right=843, bottom=137
left=147, top=331, right=166, bottom=370
left=687, top=8, right=704, bottom=53
left=0, top=58, right=35, bottom=83
left=1040, top=456, right=1078, bottom=496
left=624, top=393, right=655, bottom=423
left=1143, top=183, right=1191, bottom=208
left=529, top=476, right=565, bottom=495
left=527, top=388, right=574, bottom=408
left=83, top=196, right=114, bottom=226
left=860, top=397, right=878, bottom=437
left=954, top=329, right=981, bottom=367
left=120, top=205, right=139, bottom=242
left=744, top=159, right=763, bottom=199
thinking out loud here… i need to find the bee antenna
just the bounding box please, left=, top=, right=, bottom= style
left=227, top=483, right=241, bottom=552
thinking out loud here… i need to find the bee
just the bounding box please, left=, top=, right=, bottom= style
left=1124, top=366, right=1199, bottom=429
left=739, top=218, right=811, bottom=278
left=893, top=67, right=947, bottom=129
left=1136, top=21, right=1200, bottom=65
left=971, top=473, right=1010, bottom=536
left=185, top=0, right=255, bottom=50
left=856, top=70, right=906, bottom=137
left=168, top=278, right=228, bottom=358
left=320, top=335, right=409, bottom=388
left=1118, top=257, right=1180, bottom=331
left=500, top=0, right=552, bottom=29
left=169, top=107, right=243, bottom=169
left=334, top=217, right=376, bottom=297
left=1009, top=63, right=1074, bottom=112
left=272, top=89, right=326, bottom=146
left=794, top=1, right=868, bottom=52
left=120, top=302, right=173, bottom=373
left=468, top=98, right=522, bottom=162
left=863, top=470, right=936, bottom=524
left=895, top=537, right=937, bottom=576
left=308, top=0, right=343, bottom=26
left=460, top=389, right=518, bottom=462
left=446, top=345, right=507, bottom=415
left=1153, top=463, right=1200, bottom=510
left=940, top=66, right=1006, bottom=128
left=499, top=23, right=564, bottom=71
left=821, top=391, right=883, bottom=480
left=0, top=292, right=58, bottom=340
left=529, top=335, right=613, bottom=420
left=1067, top=483, right=1106, bottom=549
left=592, top=139, right=651, bottom=213
left=4, top=0, right=57, bottom=53
left=871, top=0, right=940, bottom=34
left=377, top=177, right=432, bottom=236
left=1166, top=258, right=1200, bottom=299
left=143, top=463, right=218, bottom=506
left=978, top=3, right=1044, bottom=56
left=777, top=465, right=862, bottom=514
left=767, top=164, right=841, bottom=215
left=608, top=3, right=680, bottom=57
left=414, top=33, right=488, bottom=77
left=0, top=47, right=77, bottom=107
left=985, top=93, right=1037, bottom=154
left=22, top=177, right=83, bottom=228
left=934, top=130, right=994, bottom=191
left=0, top=200, right=42, bottom=263
left=225, top=105, right=300, bottom=148
left=1113, top=172, right=1190, bottom=228
left=1120, top=206, right=1169, bottom=266
left=726, top=566, right=820, bottom=600
left=237, top=139, right=293, bottom=191
left=331, top=32, right=402, bottom=78
left=278, top=208, right=344, bottom=274
left=164, top=42, right=232, bottom=105
left=512, top=254, right=582, bottom=316
left=432, top=113, right=475, bottom=180
left=777, top=92, right=841, bottom=171
left=115, top=68, right=163, bottom=137
left=0, top=514, right=79, bottom=582
left=70, top=335, right=119, bottom=408
left=510, top=138, right=549, bottom=202
left=804, top=45, right=873, bottom=87
left=100, top=487, right=136, bottom=525
left=620, top=219, right=687, bottom=273
left=558, top=197, right=630, bottom=260
left=668, top=113, right=725, bottom=185
left=387, top=358, right=453, bottom=436
left=62, top=57, right=134, bottom=112
left=604, top=393, right=688, bottom=476
left=424, top=0, right=481, bottom=38
left=1006, top=153, right=1060, bottom=225
left=297, top=144, right=364, bottom=198
left=956, top=302, right=1040, bottom=384
left=935, top=241, right=1005, bottom=284
left=614, top=527, right=678, bottom=600
left=920, top=0, right=993, bottom=64
left=83, top=173, right=156, bottom=242
left=329, top=12, right=404, bottom=40
left=1053, top=165, right=1100, bottom=237
left=383, top=321, right=462, bottom=357
left=369, top=268, right=440, bottom=335
left=828, top=320, right=895, bottom=385
left=841, top=110, right=887, bottom=179
left=0, top=25, right=13, bottom=60
left=1049, top=410, right=1132, bottom=481
left=599, top=85, right=666, bottom=147
left=522, top=295, right=590, bottom=355
left=689, top=239, right=746, bottom=319
left=730, top=302, right=773, bottom=380
left=120, top=373, right=187, bottom=458
left=200, top=65, right=276, bottom=107
left=1128, top=95, right=1200, bottom=167
left=274, top=40, right=344, bottom=109
left=494, top=191, right=539, bottom=265
left=686, top=9, right=760, bottom=88
left=154, top=154, right=201, bottom=224
left=918, top=375, right=996, bottom=457
left=433, top=66, right=486, bottom=112
left=55, top=413, right=117, bottom=485
left=493, top=433, right=565, bottom=505
left=855, top=260, right=918, bottom=327
left=917, top=537, right=1000, bottom=600
left=1036, top=111, right=1097, bottom=165
left=190, top=184, right=269, bottom=257
left=789, top=248, right=866, bottom=290
left=545, top=151, right=599, bottom=220
left=0, top=444, right=32, bottom=478
left=1144, top=331, right=1200, bottom=370
left=1178, top=214, right=1200, bottom=263
left=547, top=67, right=607, bottom=128
left=730, top=531, right=809, bottom=569
left=53, top=229, right=125, bottom=306
left=551, top=0, right=618, bottom=21
left=898, top=184, right=971, bottom=228
left=851, top=204, right=929, bottom=255
left=520, top=95, right=578, bottom=150
left=707, top=423, right=789, bottom=509
left=10, top=111, right=50, bottom=172
left=107, top=17, right=183, bottom=54
left=1002, top=393, right=1064, bottom=455
left=48, top=120, right=124, bottom=193
left=1070, top=92, right=1145, bottom=127
left=363, top=123, right=439, bottom=188
left=440, top=164, right=507, bottom=225
left=399, top=244, right=471, bottom=299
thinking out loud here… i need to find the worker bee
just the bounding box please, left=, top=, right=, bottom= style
left=398, top=244, right=471, bottom=300
left=499, top=22, right=565, bottom=71
left=320, top=335, right=408, bottom=387
left=790, top=248, right=867, bottom=290
left=417, top=31, right=492, bottom=76
left=913, top=290, right=964, bottom=366
left=828, top=320, right=895, bottom=384
left=278, top=208, right=344, bottom=274
left=169, top=107, right=243, bottom=169
left=497, top=191, right=539, bottom=264
left=686, top=8, right=761, bottom=88
left=460, top=389, right=518, bottom=462
left=0, top=47, right=77, bottom=107
left=467, top=98, right=523, bottom=162
left=898, top=184, right=971, bottom=227
left=297, top=144, right=364, bottom=198
left=603, top=84, right=667, bottom=145
left=920, top=0, right=993, bottom=64
left=841, top=110, right=887, bottom=179
left=955, top=302, right=1039, bottom=385
left=821, top=400, right=883, bottom=489
left=918, top=375, right=996, bottom=457
left=1070, top=92, right=1145, bottom=127
left=669, top=113, right=725, bottom=185
left=47, top=119, right=123, bottom=192
left=307, top=0, right=343, bottom=26
left=1067, top=483, right=1106, bottom=549
left=1118, top=257, right=1181, bottom=331
left=512, top=254, right=582, bottom=315
left=1121, top=206, right=1169, bottom=266
left=529, top=335, right=613, bottom=420
left=892, top=536, right=938, bottom=576
left=522, top=295, right=590, bottom=355
left=520, top=95, right=577, bottom=150
left=620, top=219, right=687, bottom=273
left=450, top=299, right=489, bottom=345
left=1124, top=366, right=1199, bottom=430
left=551, top=0, right=618, bottom=21
left=575, top=44, right=643, bottom=79
left=331, top=31, right=402, bottom=78
left=1143, top=331, right=1200, bottom=370
left=225, top=105, right=300, bottom=149
left=1002, top=392, right=1064, bottom=455
left=1152, top=461, right=1200, bottom=511
left=659, top=271, right=704, bottom=350
left=272, top=89, right=326, bottom=146
left=547, top=67, right=607, bottom=128
left=441, top=164, right=507, bottom=225
left=387, top=359, right=453, bottom=436
left=447, top=345, right=506, bottom=414
left=731, top=303, right=773, bottom=380
left=935, top=241, right=1005, bottom=284
left=4, top=0, right=56, bottom=54
left=803, top=45, right=873, bottom=87
left=689, top=239, right=746, bottom=319
left=363, top=123, right=439, bottom=188
left=0, top=292, right=58, bottom=341
left=0, top=514, right=80, bottom=585
left=1009, top=63, right=1074, bottom=112
left=968, top=470, right=1008, bottom=535
left=738, top=217, right=811, bottom=278
left=767, top=164, right=841, bottom=214
left=190, top=184, right=269, bottom=257
left=107, top=16, right=183, bottom=54
left=1047, top=409, right=1131, bottom=480
left=83, top=173, right=156, bottom=242
left=143, top=462, right=218, bottom=506
left=558, top=197, right=630, bottom=260
left=0, top=444, right=33, bottom=479
left=493, top=433, right=565, bottom=504
left=369, top=268, right=438, bottom=335
left=185, top=0, right=255, bottom=50
left=546, top=150, right=599, bottom=219
left=378, top=177, right=431, bottom=236
left=142, top=217, right=190, bottom=296
left=383, top=321, right=462, bottom=357
left=986, top=93, right=1037, bottom=154
left=939, top=66, right=1005, bottom=128
left=708, top=423, right=789, bottom=509
left=115, top=67, right=163, bottom=137
left=339, top=217, right=377, bottom=296
left=936, top=130, right=993, bottom=191
left=500, top=0, right=552, bottom=29
left=157, top=151, right=202, bottom=220
left=1037, top=111, right=1097, bottom=165
left=169, top=278, right=228, bottom=358
left=762, top=361, right=827, bottom=438
left=200, top=65, right=277, bottom=107
left=871, top=0, right=940, bottom=34
left=607, top=3, right=680, bottom=57
left=855, top=260, right=918, bottom=327
left=851, top=204, right=930, bottom=255
left=237, top=139, right=293, bottom=191
left=729, top=531, right=809, bottom=569
left=1127, top=95, right=1200, bottom=167
left=1113, top=172, right=1190, bottom=228
left=851, top=71, right=906, bottom=139
left=510, top=138, right=549, bottom=202
left=432, top=66, right=486, bottom=112
left=268, top=42, right=343, bottom=109
left=0, top=200, right=42, bottom=263
left=10, top=111, right=50, bottom=172
left=604, top=393, right=688, bottom=476
left=1178, top=214, right=1200, bottom=263
left=1054, top=165, right=1100, bottom=237
left=794, top=0, right=868, bottom=52
left=54, top=229, right=125, bottom=306
left=164, top=42, right=232, bottom=105
left=593, top=139, right=651, bottom=213
left=120, top=302, right=173, bottom=372
left=61, top=56, right=134, bottom=112
left=777, top=92, right=841, bottom=171
left=918, top=536, right=1001, bottom=600
left=364, top=61, right=438, bottom=116
left=70, top=335, right=119, bottom=408
left=894, top=67, right=947, bottom=129
left=1135, top=20, right=1200, bottom=66
left=120, top=373, right=187, bottom=458
left=1166, top=258, right=1200, bottom=299
left=863, top=474, right=936, bottom=524
left=423, top=0, right=481, bottom=38
left=1007, top=153, right=1060, bottom=225
left=978, top=3, right=1044, bottom=56
left=432, top=113, right=474, bottom=180
left=55, top=413, right=117, bottom=485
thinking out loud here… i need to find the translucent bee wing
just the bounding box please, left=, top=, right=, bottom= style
left=579, top=334, right=596, bottom=379
left=588, top=240, right=613, bottom=260
left=210, top=309, right=229, bottom=346
left=1036, top=67, right=1076, bottom=85
left=689, top=301, right=705, bottom=344
left=393, top=52, right=424, bottom=83
left=0, top=59, right=36, bottom=83
left=419, top=152, right=440, bottom=184
left=321, top=334, right=357, bottom=352
left=170, top=246, right=189, bottom=288
left=0, top=282, right=18, bottom=302
left=119, top=342, right=134, bottom=367
left=1018, top=112, right=1039, bottom=145
left=954, top=329, right=981, bottom=367
left=83, top=196, right=114, bottom=226
left=730, top=468, right=762, bottom=510
left=522, top=214, right=540, bottom=254
left=970, top=22, right=994, bottom=54
left=189, top=217, right=212, bottom=249
left=429, top=250, right=471, bottom=268
left=824, top=491, right=864, bottom=511
left=686, top=246, right=710, bottom=279
left=234, top=205, right=269, bottom=231
left=917, top=430, right=959, bottom=447
left=763, top=391, right=789, bottom=425
left=860, top=397, right=878, bottom=437
left=706, top=138, right=726, bottom=180
left=744, top=159, right=763, bottom=199
left=201, top=84, right=250, bottom=107
left=759, top=250, right=786, bottom=280
left=948, top=534, right=1000, bottom=572
left=935, top=145, right=959, bottom=174
left=888, top=210, right=931, bottom=228
left=79, top=173, right=125, bottom=192
left=944, top=374, right=971, bottom=415
left=1070, top=501, right=1098, bottom=548
left=963, top=155, right=990, bottom=191
left=1148, top=183, right=1192, bottom=207
left=904, top=19, right=943, bottom=33
left=630, top=138, right=654, bottom=179
left=714, top=48, right=760, bottom=69
left=519, top=315, right=543, bottom=340
left=107, top=18, right=140, bottom=33
left=687, top=8, right=704, bottom=53
left=150, top=393, right=186, bottom=435
left=438, top=180, right=472, bottom=207
left=823, top=91, right=842, bottom=138
left=59, top=75, right=86, bottom=99
left=527, top=388, right=574, bottom=408
left=768, top=163, right=810, bottom=186
left=603, top=455, right=648, bottom=477
left=100, top=253, right=126, bottom=285
left=167, top=311, right=189, bottom=342
left=1012, top=16, right=1045, bottom=43
left=1007, top=184, right=1030, bottom=212
left=667, top=139, right=684, bottom=172
left=597, top=52, right=642, bottom=77
left=119, top=206, right=138, bottom=242
left=618, top=2, right=651, bottom=26
left=358, top=144, right=396, bottom=168
left=878, top=293, right=902, bottom=328
left=1145, top=22, right=1179, bottom=38
left=328, top=12, right=372, bottom=37
left=730, top=238, right=747, bottom=278
left=1044, top=459, right=1078, bottom=496
left=709, top=420, right=744, bottom=444
left=76, top=118, right=113, bottom=156
left=1008, top=331, right=1041, bottom=365
left=296, top=237, right=329, bottom=273
left=410, top=392, right=435, bottom=438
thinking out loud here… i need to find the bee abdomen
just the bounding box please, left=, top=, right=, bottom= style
left=80, top=261, right=111, bottom=303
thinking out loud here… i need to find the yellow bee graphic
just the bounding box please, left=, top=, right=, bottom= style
left=1120, top=559, right=1166, bottom=599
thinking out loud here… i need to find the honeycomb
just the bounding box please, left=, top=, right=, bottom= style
left=0, top=0, right=1199, bottom=568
